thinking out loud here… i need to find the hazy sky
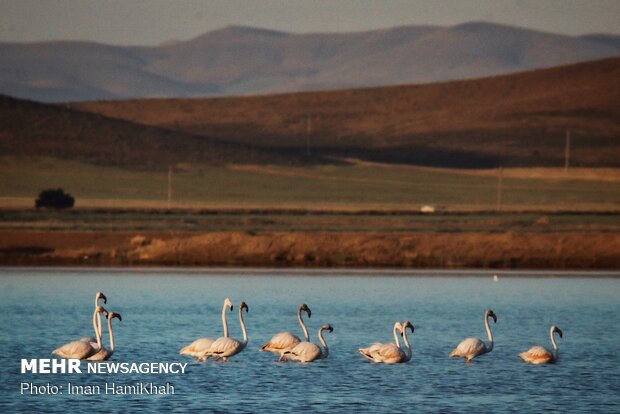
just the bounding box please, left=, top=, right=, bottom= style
left=1, top=0, right=619, bottom=46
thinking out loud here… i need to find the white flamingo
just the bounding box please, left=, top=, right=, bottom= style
left=80, top=291, right=107, bottom=344
left=52, top=305, right=107, bottom=359
left=200, top=301, right=249, bottom=362
left=450, top=309, right=497, bottom=363
left=282, top=324, right=333, bottom=363
left=358, top=322, right=402, bottom=363
left=518, top=325, right=563, bottom=364
left=180, top=298, right=234, bottom=357
left=260, top=303, right=311, bottom=361
left=87, top=311, right=122, bottom=361
left=359, top=321, right=414, bottom=364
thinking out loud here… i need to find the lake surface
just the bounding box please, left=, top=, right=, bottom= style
left=1, top=268, right=619, bottom=413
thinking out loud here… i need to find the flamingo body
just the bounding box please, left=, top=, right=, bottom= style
left=53, top=340, right=99, bottom=360
left=518, top=325, right=562, bottom=365
left=261, top=332, right=301, bottom=354
left=283, top=324, right=333, bottom=363
left=359, top=342, right=406, bottom=364
left=180, top=338, right=216, bottom=357
left=202, top=337, right=245, bottom=360
left=449, top=337, right=488, bottom=362
left=283, top=341, right=322, bottom=363
left=518, top=346, right=554, bottom=364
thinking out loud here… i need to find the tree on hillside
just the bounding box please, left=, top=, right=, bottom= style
left=35, top=188, right=75, bottom=209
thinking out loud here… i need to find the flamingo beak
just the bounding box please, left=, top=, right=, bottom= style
left=557, top=328, right=563, bottom=338
left=99, top=293, right=107, bottom=304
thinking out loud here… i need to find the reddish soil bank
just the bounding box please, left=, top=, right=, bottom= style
left=0, top=230, right=618, bottom=269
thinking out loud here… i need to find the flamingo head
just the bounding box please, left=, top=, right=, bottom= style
left=96, top=292, right=107, bottom=305
left=401, top=320, right=414, bottom=334
left=552, top=325, right=563, bottom=338
left=240, top=301, right=249, bottom=313
left=224, top=298, right=234, bottom=311
left=321, top=324, right=334, bottom=333
left=109, top=312, right=122, bottom=322
left=487, top=309, right=497, bottom=323
left=300, top=303, right=311, bottom=318
left=95, top=305, right=108, bottom=317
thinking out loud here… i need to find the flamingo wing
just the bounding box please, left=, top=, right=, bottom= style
left=518, top=345, right=554, bottom=364
left=360, top=343, right=405, bottom=364
left=204, top=337, right=243, bottom=358
left=180, top=338, right=216, bottom=356
left=53, top=340, right=97, bottom=360
left=261, top=332, right=301, bottom=354
left=284, top=341, right=321, bottom=363
left=450, top=337, right=486, bottom=360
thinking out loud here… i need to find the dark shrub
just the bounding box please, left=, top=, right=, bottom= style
left=35, top=188, right=75, bottom=209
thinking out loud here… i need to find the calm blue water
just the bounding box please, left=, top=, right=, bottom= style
left=1, top=268, right=619, bottom=413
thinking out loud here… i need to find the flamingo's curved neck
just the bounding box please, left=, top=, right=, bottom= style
left=108, top=317, right=115, bottom=352
left=484, top=314, right=494, bottom=353
left=239, top=308, right=248, bottom=346
left=298, top=308, right=309, bottom=341
left=392, top=323, right=401, bottom=348
left=95, top=310, right=103, bottom=349
left=222, top=303, right=230, bottom=338
left=401, top=328, right=412, bottom=361
left=550, top=328, right=559, bottom=354
left=318, top=328, right=329, bottom=358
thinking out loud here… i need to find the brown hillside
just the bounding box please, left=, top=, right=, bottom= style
left=72, top=58, right=620, bottom=168
left=0, top=95, right=309, bottom=168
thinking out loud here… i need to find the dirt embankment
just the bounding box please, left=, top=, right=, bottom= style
left=0, top=230, right=618, bottom=269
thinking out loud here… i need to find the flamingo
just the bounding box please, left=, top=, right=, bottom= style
left=87, top=311, right=122, bottom=361
left=359, top=321, right=414, bottom=364
left=180, top=298, right=234, bottom=357
left=260, top=303, right=311, bottom=360
left=200, top=301, right=249, bottom=362
left=282, top=324, right=333, bottom=363
left=52, top=305, right=107, bottom=359
left=450, top=309, right=497, bottom=363
left=518, top=326, right=563, bottom=364
left=358, top=322, right=402, bottom=363
left=80, top=291, right=107, bottom=344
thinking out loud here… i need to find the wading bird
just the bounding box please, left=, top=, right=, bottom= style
left=260, top=303, right=312, bottom=361
left=450, top=309, right=497, bottom=363
left=359, top=321, right=414, bottom=364
left=200, top=301, right=249, bottom=362
left=180, top=298, right=234, bottom=357
left=358, top=322, right=403, bottom=363
left=282, top=324, right=333, bottom=363
left=518, top=326, right=563, bottom=364
left=79, top=291, right=107, bottom=345
left=52, top=305, right=107, bottom=360
left=87, top=311, right=122, bottom=361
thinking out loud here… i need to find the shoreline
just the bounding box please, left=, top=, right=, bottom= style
left=1, top=230, right=619, bottom=270
left=1, top=266, right=619, bottom=277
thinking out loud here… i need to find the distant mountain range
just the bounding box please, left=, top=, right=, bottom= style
left=1, top=22, right=620, bottom=102
left=3, top=57, right=618, bottom=169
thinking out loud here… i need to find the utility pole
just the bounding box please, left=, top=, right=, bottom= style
left=167, top=165, right=172, bottom=210
left=306, top=114, right=312, bottom=156
left=496, top=166, right=503, bottom=211
left=564, top=128, right=571, bottom=172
